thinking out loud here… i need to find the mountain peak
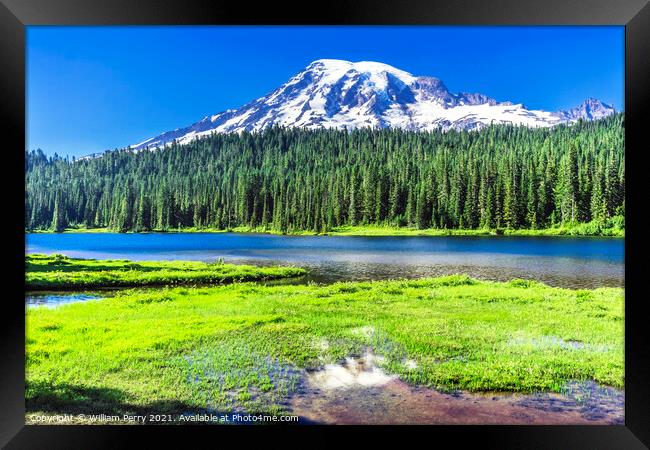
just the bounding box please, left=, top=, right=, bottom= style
left=308, top=58, right=413, bottom=74
left=303, top=59, right=418, bottom=89
left=130, top=61, right=617, bottom=151
left=554, top=97, right=616, bottom=122
left=583, top=97, right=614, bottom=110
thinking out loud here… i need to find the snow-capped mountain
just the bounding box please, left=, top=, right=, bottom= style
left=552, top=97, right=616, bottom=122
left=131, top=59, right=616, bottom=151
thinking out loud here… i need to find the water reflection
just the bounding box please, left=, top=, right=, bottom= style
left=26, top=292, right=105, bottom=308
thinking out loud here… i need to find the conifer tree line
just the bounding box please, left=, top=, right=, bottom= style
left=25, top=113, right=624, bottom=233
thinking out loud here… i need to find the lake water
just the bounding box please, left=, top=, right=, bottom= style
left=26, top=233, right=624, bottom=289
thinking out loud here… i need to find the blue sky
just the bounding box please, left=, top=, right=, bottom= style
left=27, top=26, right=624, bottom=158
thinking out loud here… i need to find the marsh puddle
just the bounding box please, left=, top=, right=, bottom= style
left=291, top=352, right=623, bottom=425
left=506, top=335, right=612, bottom=352
left=25, top=292, right=106, bottom=308
left=182, top=344, right=304, bottom=418
left=306, top=350, right=395, bottom=389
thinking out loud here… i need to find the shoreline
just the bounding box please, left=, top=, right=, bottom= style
left=25, top=254, right=306, bottom=290
left=26, top=224, right=625, bottom=238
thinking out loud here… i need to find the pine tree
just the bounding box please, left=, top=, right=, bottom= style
left=51, top=191, right=67, bottom=232
left=416, top=184, right=429, bottom=229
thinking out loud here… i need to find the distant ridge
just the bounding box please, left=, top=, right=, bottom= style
left=130, top=59, right=616, bottom=151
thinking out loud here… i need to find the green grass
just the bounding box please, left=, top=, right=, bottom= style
left=28, top=226, right=112, bottom=233
left=26, top=274, right=623, bottom=420
left=503, top=220, right=625, bottom=237
left=26, top=217, right=624, bottom=237
left=25, top=254, right=306, bottom=290
left=323, top=225, right=496, bottom=236
left=319, top=218, right=624, bottom=237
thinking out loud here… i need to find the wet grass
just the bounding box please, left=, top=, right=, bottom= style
left=26, top=274, right=623, bottom=419
left=25, top=254, right=306, bottom=290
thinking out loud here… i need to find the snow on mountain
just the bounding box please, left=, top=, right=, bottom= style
left=131, top=59, right=616, bottom=151
left=552, top=97, right=616, bottom=122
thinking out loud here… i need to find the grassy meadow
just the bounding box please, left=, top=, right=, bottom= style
left=26, top=268, right=624, bottom=420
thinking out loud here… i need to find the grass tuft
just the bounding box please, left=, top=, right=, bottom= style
left=25, top=254, right=306, bottom=290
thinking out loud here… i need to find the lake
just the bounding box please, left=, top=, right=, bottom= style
left=26, top=233, right=624, bottom=289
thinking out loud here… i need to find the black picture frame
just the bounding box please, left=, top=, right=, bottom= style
left=1, top=0, right=648, bottom=448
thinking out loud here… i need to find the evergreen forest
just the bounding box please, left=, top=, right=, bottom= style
left=25, top=114, right=625, bottom=234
